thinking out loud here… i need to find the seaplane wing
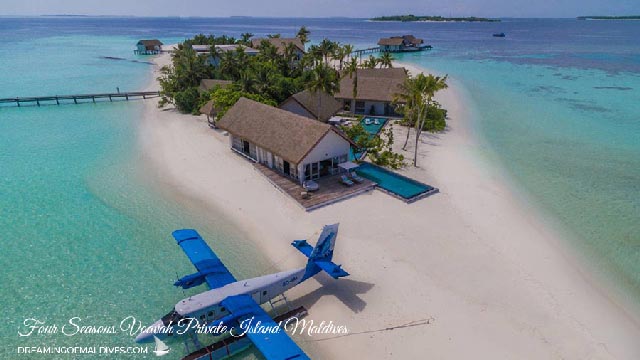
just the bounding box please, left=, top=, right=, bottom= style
left=221, top=294, right=310, bottom=360
left=171, top=229, right=237, bottom=290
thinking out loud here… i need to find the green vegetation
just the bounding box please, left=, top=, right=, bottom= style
left=207, top=87, right=276, bottom=118
left=577, top=15, right=640, bottom=20
left=393, top=73, right=449, bottom=167
left=158, top=29, right=351, bottom=115
left=158, top=28, right=408, bottom=169
left=340, top=124, right=405, bottom=169
left=371, top=14, right=500, bottom=22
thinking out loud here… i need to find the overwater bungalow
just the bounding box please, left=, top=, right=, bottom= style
left=135, top=39, right=163, bottom=55
left=334, top=67, right=407, bottom=116
left=377, top=35, right=430, bottom=52
left=279, top=90, right=343, bottom=123
left=218, top=98, right=354, bottom=184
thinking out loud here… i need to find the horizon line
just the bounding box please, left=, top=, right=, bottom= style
left=0, top=14, right=624, bottom=19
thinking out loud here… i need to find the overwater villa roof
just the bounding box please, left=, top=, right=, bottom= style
left=137, top=39, right=163, bottom=48
left=401, top=34, right=424, bottom=44
left=251, top=38, right=305, bottom=54
left=377, top=37, right=405, bottom=46
left=199, top=79, right=233, bottom=92
left=218, top=98, right=354, bottom=164
left=281, top=90, right=342, bottom=122
left=335, top=67, right=408, bottom=103
left=377, top=35, right=424, bottom=47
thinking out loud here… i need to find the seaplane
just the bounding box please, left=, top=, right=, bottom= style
left=135, top=224, right=348, bottom=360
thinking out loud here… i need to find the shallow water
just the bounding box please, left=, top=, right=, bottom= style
left=1, top=16, right=639, bottom=358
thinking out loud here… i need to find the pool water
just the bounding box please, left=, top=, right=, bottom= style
left=356, top=162, right=434, bottom=199
left=360, top=116, right=387, bottom=136
left=350, top=117, right=389, bottom=161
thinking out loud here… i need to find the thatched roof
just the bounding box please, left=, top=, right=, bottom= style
left=402, top=34, right=424, bottom=45
left=251, top=38, right=305, bottom=55
left=199, top=79, right=233, bottom=92
left=281, top=90, right=342, bottom=122
left=377, top=35, right=424, bottom=47
left=377, top=37, right=404, bottom=46
left=199, top=100, right=217, bottom=117
left=137, top=39, right=163, bottom=47
left=335, top=67, right=408, bottom=103
left=217, top=98, right=354, bottom=164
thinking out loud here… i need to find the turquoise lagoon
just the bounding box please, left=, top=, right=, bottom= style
left=1, top=16, right=640, bottom=359
left=0, top=34, right=268, bottom=359
left=395, top=50, right=640, bottom=305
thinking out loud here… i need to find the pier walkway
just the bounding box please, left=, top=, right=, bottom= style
left=0, top=91, right=160, bottom=107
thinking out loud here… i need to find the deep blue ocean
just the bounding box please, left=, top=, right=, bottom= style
left=0, top=16, right=639, bottom=358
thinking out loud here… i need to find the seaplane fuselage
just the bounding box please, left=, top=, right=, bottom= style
left=135, top=268, right=305, bottom=343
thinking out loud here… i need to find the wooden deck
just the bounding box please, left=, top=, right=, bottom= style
left=254, top=163, right=376, bottom=211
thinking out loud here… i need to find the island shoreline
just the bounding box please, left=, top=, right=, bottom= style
left=135, top=53, right=640, bottom=359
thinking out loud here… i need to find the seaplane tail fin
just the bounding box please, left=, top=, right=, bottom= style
left=292, top=223, right=349, bottom=280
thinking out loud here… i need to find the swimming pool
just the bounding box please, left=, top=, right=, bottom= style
left=355, top=162, right=437, bottom=201
left=350, top=117, right=388, bottom=161
left=360, top=116, right=387, bottom=137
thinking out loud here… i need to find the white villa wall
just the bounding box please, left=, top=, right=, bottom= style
left=301, top=131, right=350, bottom=165
left=342, top=99, right=388, bottom=116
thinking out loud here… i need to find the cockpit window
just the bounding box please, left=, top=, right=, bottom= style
left=161, top=309, right=184, bottom=326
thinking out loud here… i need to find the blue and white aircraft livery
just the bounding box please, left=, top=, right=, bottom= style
left=135, top=224, right=348, bottom=360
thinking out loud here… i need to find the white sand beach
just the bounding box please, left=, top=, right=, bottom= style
left=138, top=53, right=640, bottom=359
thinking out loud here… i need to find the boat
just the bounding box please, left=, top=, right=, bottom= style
left=493, top=33, right=506, bottom=37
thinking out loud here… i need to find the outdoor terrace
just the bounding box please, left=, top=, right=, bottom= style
left=254, top=163, right=375, bottom=211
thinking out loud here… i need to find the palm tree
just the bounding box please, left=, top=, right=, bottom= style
left=345, top=57, right=359, bottom=114
left=306, top=63, right=340, bottom=121
left=393, top=75, right=425, bottom=150
left=240, top=32, right=253, bottom=45
left=283, top=42, right=299, bottom=74
left=379, top=52, right=394, bottom=68
left=363, top=55, right=379, bottom=69
left=318, top=38, right=336, bottom=64
left=297, top=26, right=311, bottom=44
left=394, top=73, right=448, bottom=166
left=343, top=44, right=354, bottom=60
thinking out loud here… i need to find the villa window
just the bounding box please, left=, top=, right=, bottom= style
left=304, top=162, right=320, bottom=180
left=355, top=101, right=365, bottom=114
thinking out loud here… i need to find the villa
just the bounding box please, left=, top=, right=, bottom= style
left=135, top=39, right=163, bottom=55
left=377, top=35, right=430, bottom=52
left=334, top=67, right=408, bottom=116
left=279, top=90, right=343, bottom=123
left=218, top=98, right=355, bottom=184
left=251, top=38, right=305, bottom=60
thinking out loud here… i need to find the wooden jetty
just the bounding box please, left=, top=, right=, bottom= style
left=0, top=91, right=160, bottom=107
left=352, top=46, right=381, bottom=57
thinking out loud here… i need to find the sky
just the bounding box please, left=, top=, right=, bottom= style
left=1, top=0, right=639, bottom=18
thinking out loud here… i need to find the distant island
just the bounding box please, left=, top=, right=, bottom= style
left=577, top=15, right=640, bottom=20
left=370, top=15, right=500, bottom=22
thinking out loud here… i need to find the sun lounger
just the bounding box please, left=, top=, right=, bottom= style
left=364, top=119, right=372, bottom=125
left=340, top=175, right=354, bottom=186
left=373, top=119, right=380, bottom=125
left=350, top=171, right=365, bottom=183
